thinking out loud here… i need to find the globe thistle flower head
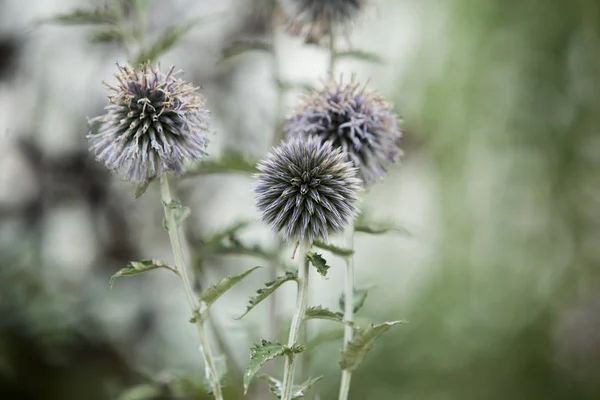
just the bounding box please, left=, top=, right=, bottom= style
left=280, top=0, right=366, bottom=43
left=255, top=136, right=361, bottom=243
left=284, top=78, right=402, bottom=186
left=88, top=63, right=210, bottom=182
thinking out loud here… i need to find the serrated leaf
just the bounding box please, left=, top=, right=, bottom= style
left=134, top=179, right=153, bottom=199
left=89, top=27, right=123, bottom=44
left=235, top=271, right=298, bottom=319
left=184, top=151, right=257, bottom=177
left=116, top=384, right=162, bottom=400
left=244, top=340, right=286, bottom=394
left=219, top=39, right=272, bottom=64
left=39, top=7, right=117, bottom=26
left=133, top=19, right=200, bottom=65
left=306, top=252, right=330, bottom=276
left=340, top=321, right=406, bottom=372
left=199, top=266, right=261, bottom=308
left=110, top=259, right=178, bottom=288
left=275, top=79, right=315, bottom=93
left=313, top=240, right=354, bottom=258
left=334, top=50, right=385, bottom=64
left=259, top=374, right=322, bottom=399
left=355, top=212, right=411, bottom=236
left=339, top=287, right=370, bottom=314
left=304, top=306, right=347, bottom=325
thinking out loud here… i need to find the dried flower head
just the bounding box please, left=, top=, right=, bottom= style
left=255, top=136, right=361, bottom=242
left=285, top=79, right=402, bottom=186
left=88, top=63, right=210, bottom=182
left=280, top=0, right=366, bottom=43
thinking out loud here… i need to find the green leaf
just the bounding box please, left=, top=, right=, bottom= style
left=259, top=374, right=322, bottom=399
left=334, top=50, right=385, bottom=64
left=89, top=27, right=123, bottom=44
left=313, top=240, right=354, bottom=258
left=133, top=179, right=153, bottom=199
left=244, top=340, right=286, bottom=394
left=304, top=306, right=346, bottom=325
left=306, top=252, right=330, bottom=276
left=163, top=199, right=190, bottom=226
left=116, top=384, right=162, bottom=400
left=133, top=19, right=200, bottom=65
left=339, top=287, right=370, bottom=314
left=39, top=7, right=117, bottom=26
left=110, top=259, right=178, bottom=288
left=355, top=212, right=411, bottom=236
left=199, top=266, right=262, bottom=308
left=235, top=272, right=298, bottom=320
left=204, top=354, right=228, bottom=395
left=339, top=321, right=406, bottom=372
left=185, top=150, right=257, bottom=177
left=219, top=39, right=273, bottom=65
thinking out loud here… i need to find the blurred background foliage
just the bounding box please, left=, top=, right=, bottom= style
left=1, top=0, right=600, bottom=399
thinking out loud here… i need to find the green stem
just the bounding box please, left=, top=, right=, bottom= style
left=159, top=176, right=224, bottom=400
left=338, top=220, right=355, bottom=400
left=281, top=240, right=311, bottom=400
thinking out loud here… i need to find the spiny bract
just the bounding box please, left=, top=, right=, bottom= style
left=88, top=63, right=210, bottom=182
left=285, top=79, right=402, bottom=186
left=255, top=136, right=361, bottom=243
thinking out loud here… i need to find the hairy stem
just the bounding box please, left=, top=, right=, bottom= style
left=338, top=220, right=355, bottom=400
left=160, top=176, right=224, bottom=400
left=281, top=240, right=311, bottom=400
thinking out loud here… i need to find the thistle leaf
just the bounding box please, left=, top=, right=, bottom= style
left=259, top=374, right=322, bottom=399
left=334, top=50, right=385, bottom=64
left=163, top=199, right=190, bottom=226
left=339, top=287, right=370, bottom=314
left=133, top=19, right=200, bottom=65
left=89, top=27, right=123, bottom=44
left=339, top=321, right=406, bottom=372
left=204, top=354, right=228, bottom=395
left=235, top=271, right=298, bottom=319
left=199, top=266, right=261, bottom=308
left=304, top=306, right=348, bottom=325
left=219, top=39, right=273, bottom=64
left=185, top=150, right=257, bottom=177
left=306, top=252, right=330, bottom=276
left=110, top=259, right=178, bottom=288
left=313, top=240, right=354, bottom=257
left=39, top=7, right=117, bottom=26
left=133, top=179, right=152, bottom=199
left=244, top=340, right=286, bottom=394
left=355, top=212, right=411, bottom=236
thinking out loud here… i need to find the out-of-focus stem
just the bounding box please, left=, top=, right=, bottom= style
left=338, top=220, right=355, bottom=400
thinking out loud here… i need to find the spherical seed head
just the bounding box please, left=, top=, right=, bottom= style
left=285, top=79, right=403, bottom=186
left=280, top=0, right=366, bottom=43
left=88, top=63, right=210, bottom=182
left=255, top=136, right=361, bottom=243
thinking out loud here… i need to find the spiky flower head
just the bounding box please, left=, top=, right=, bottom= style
left=255, top=136, right=361, bottom=243
left=280, top=0, right=366, bottom=43
left=88, top=63, right=210, bottom=182
left=284, top=79, right=402, bottom=186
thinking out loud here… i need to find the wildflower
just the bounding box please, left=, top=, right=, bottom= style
left=88, top=63, right=210, bottom=182
left=255, top=136, right=361, bottom=242
left=284, top=79, right=402, bottom=186
left=280, top=0, right=366, bottom=43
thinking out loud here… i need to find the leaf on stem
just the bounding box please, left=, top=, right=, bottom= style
left=313, top=240, right=354, bottom=258
left=219, top=39, right=273, bottom=65
left=199, top=266, right=262, bottom=308
left=133, top=18, right=202, bottom=65
left=339, top=287, right=370, bottom=314
left=134, top=178, right=154, bottom=199
left=89, top=27, right=124, bottom=44
left=355, top=212, right=411, bottom=236
left=339, top=321, right=407, bottom=372
left=334, top=50, right=385, bottom=64
left=306, top=252, right=330, bottom=276
left=244, top=340, right=304, bottom=394
left=235, top=271, right=298, bottom=320
left=163, top=199, right=190, bottom=226
left=110, top=259, right=178, bottom=288
left=38, top=7, right=118, bottom=26
left=304, top=306, right=348, bottom=326
left=259, top=374, right=322, bottom=399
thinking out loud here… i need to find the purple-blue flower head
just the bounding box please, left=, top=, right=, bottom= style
left=88, top=63, right=210, bottom=182
left=255, top=136, right=361, bottom=243
left=285, top=79, right=402, bottom=186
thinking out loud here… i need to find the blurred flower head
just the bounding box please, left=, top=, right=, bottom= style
left=279, top=0, right=366, bottom=43
left=285, top=78, right=402, bottom=185
left=88, top=63, right=210, bottom=182
left=255, top=136, right=361, bottom=242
